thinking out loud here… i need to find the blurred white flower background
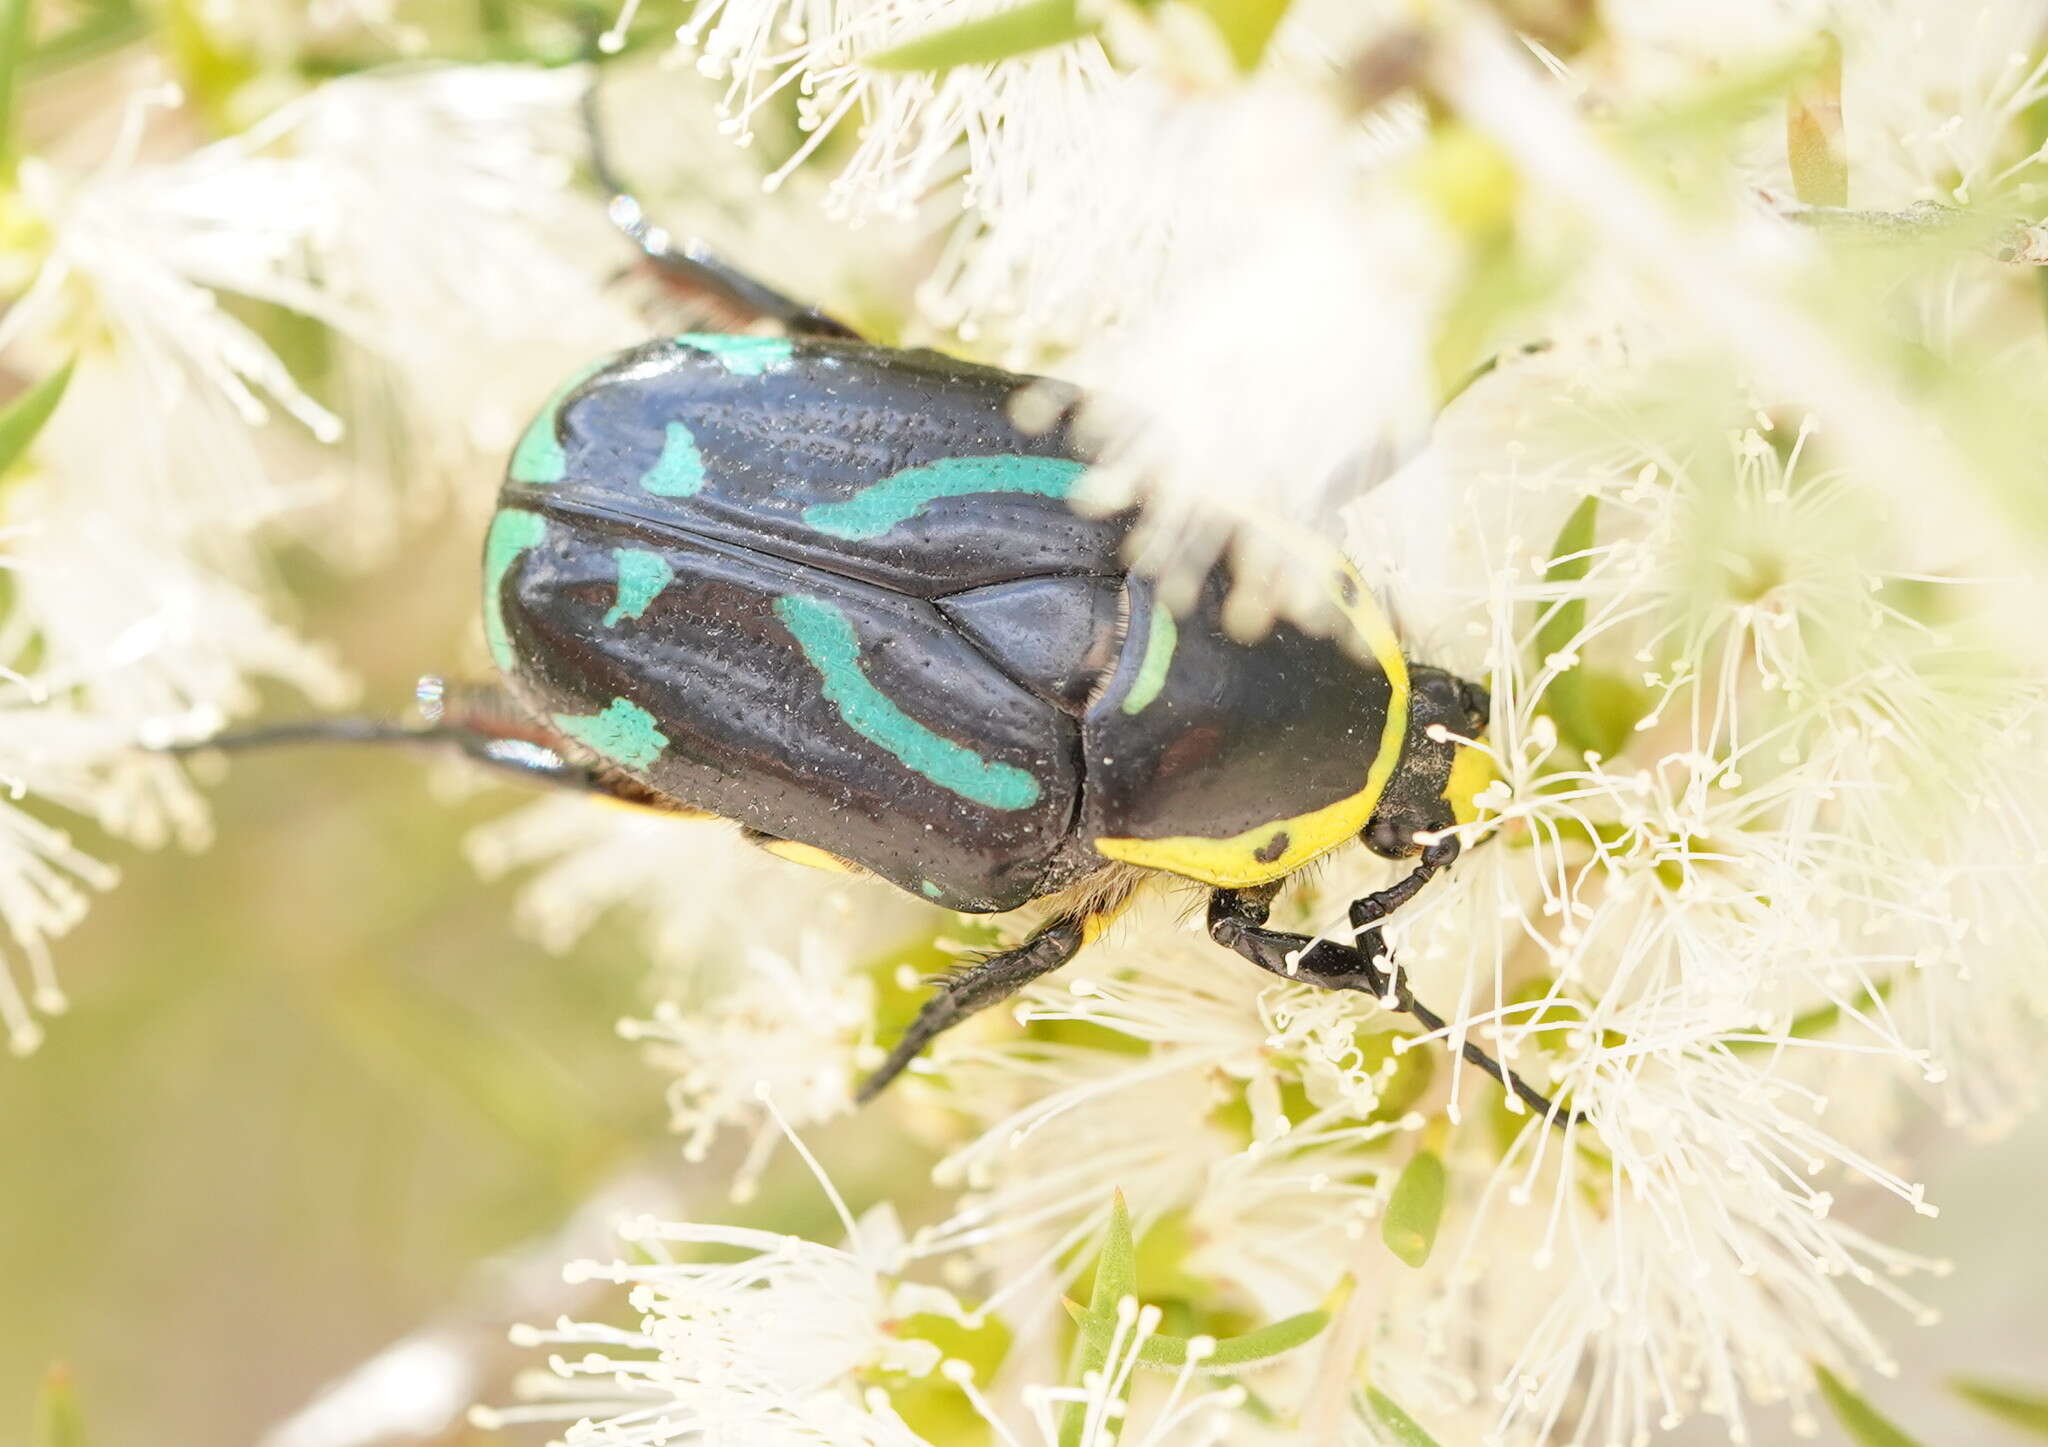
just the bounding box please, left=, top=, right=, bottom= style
left=4, top=0, right=2048, bottom=1444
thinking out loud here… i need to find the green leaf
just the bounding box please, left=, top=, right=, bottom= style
left=1382, top=1150, right=1445, bottom=1268
left=0, top=0, right=31, bottom=178
left=1815, top=1365, right=1928, bottom=1447
left=1093, top=1188, right=1138, bottom=1311
left=2024, top=83, right=2048, bottom=334
left=1786, top=31, right=1845, bottom=207
left=864, top=0, right=1094, bottom=72
left=34, top=1364, right=85, bottom=1447
left=0, top=357, right=74, bottom=482
left=1133, top=1307, right=1329, bottom=1371
left=1059, top=1200, right=1334, bottom=1410
left=1578, top=668, right=1649, bottom=762
left=1059, top=1190, right=1137, bottom=1447
left=1533, top=495, right=1624, bottom=757
left=1951, top=1378, right=2048, bottom=1436
left=1727, top=978, right=1893, bottom=1056
left=1364, top=1385, right=1442, bottom=1447
left=1185, top=0, right=1292, bottom=72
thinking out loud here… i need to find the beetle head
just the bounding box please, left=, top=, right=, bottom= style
left=1360, top=665, right=1493, bottom=860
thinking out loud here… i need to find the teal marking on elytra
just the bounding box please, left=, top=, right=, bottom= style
left=551, top=697, right=670, bottom=771
left=774, top=595, right=1042, bottom=811
left=640, top=420, right=707, bottom=496
left=678, top=333, right=795, bottom=377
left=510, top=359, right=607, bottom=484
left=1121, top=604, right=1179, bottom=715
left=919, top=880, right=944, bottom=900
left=603, top=548, right=675, bottom=627
left=803, top=455, right=1086, bottom=541
left=482, top=509, right=548, bottom=673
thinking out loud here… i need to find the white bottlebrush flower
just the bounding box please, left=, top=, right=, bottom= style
left=670, top=1, right=1449, bottom=630
left=480, top=1106, right=960, bottom=1447
left=466, top=799, right=927, bottom=1190
left=913, top=896, right=1411, bottom=1318
left=0, top=703, right=130, bottom=1053
left=267, top=64, right=646, bottom=558
left=1056, top=86, right=1448, bottom=636
left=620, top=934, right=879, bottom=1192
left=0, top=95, right=355, bottom=1043
left=0, top=61, right=659, bottom=1046
left=942, top=1298, right=1248, bottom=1447
left=464, top=796, right=923, bottom=971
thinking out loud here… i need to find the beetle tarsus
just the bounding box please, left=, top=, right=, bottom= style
left=857, top=917, right=1087, bottom=1103
left=1207, top=866, right=1580, bottom=1131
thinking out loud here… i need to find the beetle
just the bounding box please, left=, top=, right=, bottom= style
left=185, top=87, right=1569, bottom=1124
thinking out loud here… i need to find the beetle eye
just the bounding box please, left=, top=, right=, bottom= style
left=1364, top=817, right=1413, bottom=859
left=1459, top=680, right=1491, bottom=734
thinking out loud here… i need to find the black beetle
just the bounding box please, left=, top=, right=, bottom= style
left=184, top=86, right=1568, bottom=1125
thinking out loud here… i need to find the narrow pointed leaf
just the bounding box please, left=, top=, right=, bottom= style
left=0, top=0, right=31, bottom=177
left=0, top=357, right=72, bottom=481
left=1060, top=1191, right=1137, bottom=1447
left=1132, top=1307, right=1329, bottom=1371
left=1365, top=1386, right=1443, bottom=1446
left=34, top=1364, right=85, bottom=1447
left=865, top=0, right=1093, bottom=72
left=1951, top=1378, right=2048, bottom=1436
left=1815, top=1366, right=1928, bottom=1447
left=1092, top=1190, right=1137, bottom=1310
left=1186, top=0, right=1292, bottom=71
left=1382, top=1150, right=1446, bottom=1268
left=1533, top=495, right=1612, bottom=755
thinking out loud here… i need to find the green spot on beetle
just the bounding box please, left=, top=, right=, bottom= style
left=482, top=509, right=548, bottom=673
left=1121, top=603, right=1178, bottom=714
left=920, top=880, right=944, bottom=899
left=802, top=455, right=1086, bottom=541
left=774, top=595, right=1042, bottom=811
left=603, top=548, right=675, bottom=628
left=640, top=420, right=707, bottom=496
left=677, top=333, right=795, bottom=376
left=509, top=360, right=606, bottom=485
left=551, top=697, right=670, bottom=771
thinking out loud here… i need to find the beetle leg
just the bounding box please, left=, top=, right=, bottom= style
left=856, top=916, right=1089, bottom=1103
left=581, top=78, right=861, bottom=340
left=1206, top=875, right=1578, bottom=1128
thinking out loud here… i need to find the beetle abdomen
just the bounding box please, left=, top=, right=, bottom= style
left=491, top=504, right=1085, bottom=911
left=487, top=335, right=1131, bottom=912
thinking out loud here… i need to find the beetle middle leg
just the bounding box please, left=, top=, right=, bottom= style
left=1207, top=851, right=1577, bottom=1126
left=580, top=74, right=861, bottom=340
left=165, top=677, right=712, bottom=817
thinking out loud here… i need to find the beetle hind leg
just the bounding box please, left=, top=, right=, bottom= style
left=581, top=76, right=861, bottom=340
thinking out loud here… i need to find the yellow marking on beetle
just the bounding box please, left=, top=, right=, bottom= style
left=758, top=838, right=862, bottom=875
left=1444, top=742, right=1497, bottom=827
left=1093, top=558, right=1412, bottom=889
left=1081, top=894, right=1135, bottom=945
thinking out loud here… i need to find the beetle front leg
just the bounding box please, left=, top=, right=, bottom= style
left=1207, top=874, right=1577, bottom=1127
left=1206, top=885, right=1390, bottom=996
left=856, top=916, right=1088, bottom=1103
